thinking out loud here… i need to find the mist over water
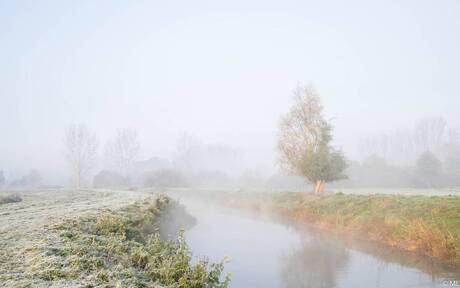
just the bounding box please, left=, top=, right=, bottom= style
left=180, top=198, right=450, bottom=288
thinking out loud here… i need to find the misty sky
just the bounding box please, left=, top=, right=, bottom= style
left=1, top=0, right=459, bottom=182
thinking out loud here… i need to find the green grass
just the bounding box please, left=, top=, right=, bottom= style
left=329, top=187, right=460, bottom=196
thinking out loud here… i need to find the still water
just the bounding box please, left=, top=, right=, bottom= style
left=181, top=199, right=454, bottom=288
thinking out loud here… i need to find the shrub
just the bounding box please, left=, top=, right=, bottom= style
left=10, top=170, right=42, bottom=188
left=0, top=194, right=22, bottom=205
left=143, top=169, right=187, bottom=188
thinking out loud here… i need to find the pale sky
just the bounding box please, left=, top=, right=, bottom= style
left=1, top=0, right=459, bottom=182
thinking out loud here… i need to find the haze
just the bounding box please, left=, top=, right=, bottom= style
left=2, top=2, right=460, bottom=287
left=1, top=0, right=459, bottom=184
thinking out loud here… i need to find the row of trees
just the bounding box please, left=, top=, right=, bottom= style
left=173, top=134, right=243, bottom=176
left=61, top=85, right=457, bottom=193
left=276, top=84, right=460, bottom=193
left=0, top=169, right=43, bottom=188
left=337, top=151, right=459, bottom=189
left=360, top=117, right=459, bottom=165
left=62, top=123, right=251, bottom=189
left=63, top=125, right=140, bottom=188
left=70, top=84, right=348, bottom=193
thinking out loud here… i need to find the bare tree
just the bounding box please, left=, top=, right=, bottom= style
left=105, top=128, right=140, bottom=175
left=414, top=117, right=447, bottom=153
left=64, top=124, right=99, bottom=188
left=175, top=132, right=197, bottom=159
left=173, top=132, right=199, bottom=172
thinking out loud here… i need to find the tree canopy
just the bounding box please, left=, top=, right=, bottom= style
left=415, top=151, right=442, bottom=187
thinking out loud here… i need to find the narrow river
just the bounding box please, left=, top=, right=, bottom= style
left=179, top=198, right=454, bottom=288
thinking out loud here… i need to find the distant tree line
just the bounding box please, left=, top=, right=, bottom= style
left=360, top=117, right=459, bottom=166
left=334, top=151, right=460, bottom=189
left=0, top=169, right=43, bottom=189
left=59, top=108, right=459, bottom=191
left=352, top=116, right=460, bottom=188
left=63, top=125, right=140, bottom=189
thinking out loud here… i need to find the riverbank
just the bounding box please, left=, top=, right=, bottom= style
left=167, top=188, right=460, bottom=269
left=0, top=189, right=229, bottom=287
left=223, top=191, right=460, bottom=268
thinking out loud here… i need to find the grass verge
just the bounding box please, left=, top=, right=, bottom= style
left=221, top=191, right=460, bottom=268
left=22, top=195, right=229, bottom=287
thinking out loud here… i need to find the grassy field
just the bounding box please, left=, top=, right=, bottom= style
left=0, top=189, right=229, bottom=287
left=328, top=187, right=460, bottom=196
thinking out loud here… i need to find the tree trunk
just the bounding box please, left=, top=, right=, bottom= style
left=314, top=180, right=325, bottom=195
left=319, top=180, right=325, bottom=194
left=314, top=180, right=321, bottom=195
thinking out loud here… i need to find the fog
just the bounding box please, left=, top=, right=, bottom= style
left=1, top=0, right=459, bottom=188
left=169, top=196, right=449, bottom=287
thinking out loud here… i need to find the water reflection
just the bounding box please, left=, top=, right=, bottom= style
left=158, top=201, right=197, bottom=241
left=178, top=197, right=455, bottom=288
left=280, top=237, right=348, bottom=288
